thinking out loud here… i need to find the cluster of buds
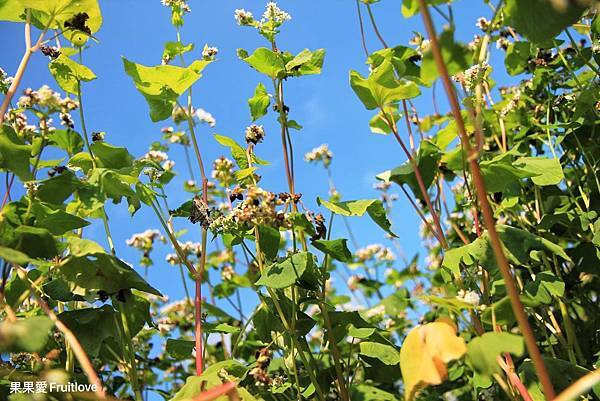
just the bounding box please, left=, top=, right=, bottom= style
left=165, top=241, right=203, bottom=265
left=409, top=33, right=430, bottom=55
left=221, top=264, right=235, bottom=281
left=92, top=131, right=105, bottom=142
left=475, top=17, right=491, bottom=31
left=250, top=348, right=272, bottom=386
left=161, top=0, right=191, bottom=13
left=500, top=89, right=522, bottom=118
left=304, top=144, right=333, bottom=168
left=234, top=9, right=255, bottom=26
left=245, top=124, right=265, bottom=145
left=452, top=62, right=490, bottom=92
left=212, top=156, right=235, bottom=187
left=202, top=45, right=219, bottom=61
left=262, top=2, right=291, bottom=24
left=162, top=126, right=189, bottom=145
left=17, top=85, right=79, bottom=132
left=157, top=299, right=194, bottom=333
left=235, top=2, right=291, bottom=33
left=5, top=110, right=37, bottom=138
left=208, top=186, right=289, bottom=234
left=355, top=244, right=395, bottom=263
left=172, top=105, right=191, bottom=125
left=456, top=289, right=481, bottom=306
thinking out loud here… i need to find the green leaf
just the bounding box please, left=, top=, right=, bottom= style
left=401, top=0, right=453, bottom=18
left=123, top=57, right=210, bottom=121
left=285, top=48, right=326, bottom=76
left=359, top=341, right=400, bottom=365
left=318, top=198, right=396, bottom=237
left=214, top=134, right=268, bottom=169
left=504, top=0, right=587, bottom=43
left=350, top=385, right=399, bottom=401
left=523, top=272, right=565, bottom=305
left=376, top=140, right=442, bottom=201
left=48, top=129, right=84, bottom=155
left=166, top=339, right=194, bottom=360
left=49, top=54, right=96, bottom=94
left=467, top=332, right=524, bottom=377
left=58, top=305, right=119, bottom=357
left=13, top=226, right=59, bottom=258
left=0, top=316, right=54, bottom=352
left=32, top=202, right=90, bottom=235
left=350, top=60, right=420, bottom=110
left=256, top=251, right=314, bottom=289
left=248, top=83, right=270, bottom=121
left=0, top=246, right=32, bottom=265
left=519, top=358, right=600, bottom=401
left=516, top=157, right=564, bottom=186
left=258, top=225, right=280, bottom=260
left=421, top=29, right=471, bottom=85
left=162, top=41, right=194, bottom=62
left=505, top=42, right=532, bottom=76
left=0, top=126, right=32, bottom=181
left=59, top=253, right=161, bottom=296
left=36, top=170, right=81, bottom=204
left=1, top=0, right=102, bottom=35
left=312, top=238, right=353, bottom=263
left=479, top=154, right=535, bottom=193
left=90, top=141, right=134, bottom=169
left=240, top=47, right=285, bottom=79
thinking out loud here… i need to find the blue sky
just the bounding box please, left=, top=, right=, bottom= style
left=1, top=0, right=497, bottom=338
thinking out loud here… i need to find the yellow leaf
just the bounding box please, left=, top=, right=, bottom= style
left=400, top=317, right=467, bottom=401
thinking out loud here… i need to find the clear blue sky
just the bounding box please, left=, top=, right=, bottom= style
left=1, top=0, right=497, bottom=324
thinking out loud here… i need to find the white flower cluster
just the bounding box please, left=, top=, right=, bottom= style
left=162, top=126, right=189, bottom=145
left=245, top=124, right=265, bottom=145
left=202, top=45, right=218, bottom=61
left=355, top=244, right=395, bottom=263
left=17, top=85, right=78, bottom=113
left=234, top=9, right=254, bottom=26
left=452, top=62, right=490, bottom=92
left=212, top=156, right=235, bottom=187
left=165, top=241, right=203, bottom=265
left=0, top=67, right=13, bottom=94
left=262, top=2, right=291, bottom=24
left=409, top=34, right=430, bottom=55
left=126, top=229, right=164, bottom=250
left=456, top=289, right=481, bottom=306
left=234, top=2, right=291, bottom=28
left=475, top=17, right=490, bottom=31
left=304, top=144, right=333, bottom=168
left=161, top=0, right=190, bottom=13
left=196, top=108, right=216, bottom=127
left=500, top=89, right=522, bottom=118
left=144, top=149, right=175, bottom=171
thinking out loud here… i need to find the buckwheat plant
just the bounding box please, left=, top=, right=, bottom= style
left=1, top=1, right=599, bottom=401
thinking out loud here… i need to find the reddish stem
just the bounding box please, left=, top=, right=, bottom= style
left=417, top=1, right=556, bottom=399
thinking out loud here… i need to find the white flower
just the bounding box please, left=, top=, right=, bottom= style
left=234, top=9, right=254, bottom=25
left=304, top=144, right=333, bottom=168
left=196, top=108, right=216, bottom=127
left=202, top=45, right=218, bottom=60
left=262, top=2, right=291, bottom=23
left=456, top=289, right=480, bottom=306
left=144, top=150, right=169, bottom=163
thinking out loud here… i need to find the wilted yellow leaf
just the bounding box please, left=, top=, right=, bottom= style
left=400, top=317, right=467, bottom=401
